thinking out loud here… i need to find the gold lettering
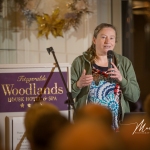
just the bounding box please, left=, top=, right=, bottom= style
left=51, top=83, right=57, bottom=94
left=26, top=84, right=33, bottom=95
left=19, top=88, right=26, bottom=95
left=17, top=75, right=47, bottom=83
left=58, top=87, right=63, bottom=94
left=8, top=97, right=12, bottom=102
left=43, top=96, right=47, bottom=101
left=12, top=88, right=19, bottom=96
left=48, top=96, right=57, bottom=101
left=1, top=83, right=64, bottom=96
left=8, top=97, right=24, bottom=102
left=1, top=84, right=14, bottom=96
left=33, top=83, right=36, bottom=95
left=37, top=88, right=42, bottom=95
left=43, top=87, right=51, bottom=94
left=17, top=97, right=24, bottom=102
left=26, top=96, right=36, bottom=101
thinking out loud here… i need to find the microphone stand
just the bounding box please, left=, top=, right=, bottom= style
left=47, top=47, right=76, bottom=121
left=34, top=67, right=56, bottom=104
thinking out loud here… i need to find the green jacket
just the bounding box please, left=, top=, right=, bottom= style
left=71, top=51, right=140, bottom=120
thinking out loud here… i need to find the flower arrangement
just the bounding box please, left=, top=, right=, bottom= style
left=2, top=0, right=91, bottom=39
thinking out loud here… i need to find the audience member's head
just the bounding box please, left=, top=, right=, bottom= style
left=32, top=112, right=70, bottom=150
left=24, top=102, right=69, bottom=150
left=73, top=103, right=113, bottom=130
left=52, top=119, right=119, bottom=150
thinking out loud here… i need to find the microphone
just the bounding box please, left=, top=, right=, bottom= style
left=107, top=50, right=114, bottom=69
left=107, top=50, right=114, bottom=82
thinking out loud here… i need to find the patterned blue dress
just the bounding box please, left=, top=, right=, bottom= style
left=87, top=64, right=121, bottom=130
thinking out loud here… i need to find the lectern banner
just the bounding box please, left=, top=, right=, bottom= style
left=0, top=72, right=68, bottom=112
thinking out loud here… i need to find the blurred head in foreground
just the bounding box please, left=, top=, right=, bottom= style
left=73, top=103, right=113, bottom=131
left=52, top=119, right=120, bottom=150
left=24, top=102, right=70, bottom=150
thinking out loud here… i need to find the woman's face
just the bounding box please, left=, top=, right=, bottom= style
left=93, top=27, right=116, bottom=56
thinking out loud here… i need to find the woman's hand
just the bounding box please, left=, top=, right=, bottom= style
left=107, top=62, right=122, bottom=82
left=77, top=69, right=93, bottom=89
